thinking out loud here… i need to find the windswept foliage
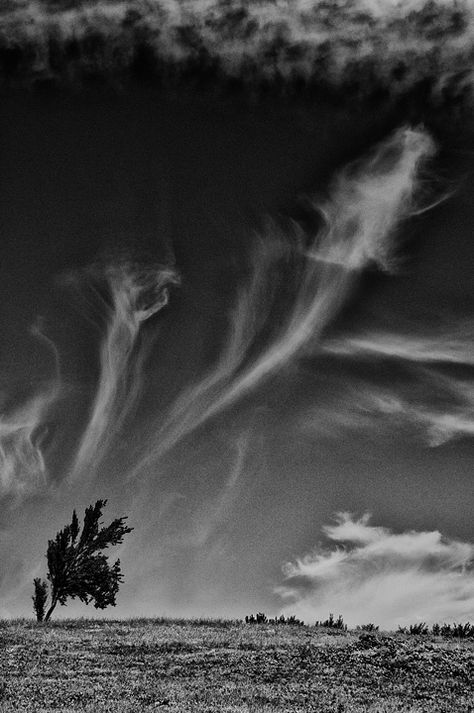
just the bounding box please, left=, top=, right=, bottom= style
left=314, top=613, right=347, bottom=631
left=432, top=621, right=474, bottom=638
left=32, top=577, right=48, bottom=623
left=244, top=613, right=305, bottom=625
left=33, top=499, right=133, bottom=622
left=356, top=623, right=379, bottom=632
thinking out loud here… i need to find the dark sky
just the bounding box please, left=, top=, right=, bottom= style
left=1, top=1, right=474, bottom=628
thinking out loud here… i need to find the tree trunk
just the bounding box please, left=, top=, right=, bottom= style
left=44, top=597, right=58, bottom=622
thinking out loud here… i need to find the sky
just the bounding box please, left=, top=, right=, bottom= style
left=0, top=0, right=474, bottom=629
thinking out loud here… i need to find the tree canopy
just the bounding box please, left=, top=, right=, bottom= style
left=33, top=499, right=133, bottom=622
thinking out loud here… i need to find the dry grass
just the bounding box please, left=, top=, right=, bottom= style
left=0, top=619, right=473, bottom=712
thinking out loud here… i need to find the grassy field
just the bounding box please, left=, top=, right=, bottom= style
left=0, top=619, right=473, bottom=712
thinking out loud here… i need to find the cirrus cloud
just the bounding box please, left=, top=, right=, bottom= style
left=315, top=324, right=474, bottom=447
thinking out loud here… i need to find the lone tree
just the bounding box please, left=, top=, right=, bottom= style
left=32, top=499, right=133, bottom=622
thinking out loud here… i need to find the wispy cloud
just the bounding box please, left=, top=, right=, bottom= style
left=314, top=322, right=474, bottom=446
left=326, top=322, right=474, bottom=365
left=367, top=376, right=474, bottom=447
left=301, top=373, right=474, bottom=447
left=188, top=432, right=250, bottom=548
left=0, top=321, right=61, bottom=496
left=278, top=513, right=474, bottom=629
left=130, top=125, right=435, bottom=475
left=70, top=259, right=179, bottom=481
left=0, top=393, right=54, bottom=496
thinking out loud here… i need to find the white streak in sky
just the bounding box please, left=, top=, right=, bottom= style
left=302, top=371, right=474, bottom=448
left=190, top=432, right=249, bottom=547
left=30, top=317, right=61, bottom=383
left=367, top=370, right=474, bottom=447
left=0, top=321, right=61, bottom=496
left=326, top=322, right=474, bottom=365
left=71, top=260, right=179, bottom=481
left=159, top=433, right=251, bottom=551
left=278, top=513, right=474, bottom=629
left=0, top=395, right=52, bottom=496
left=315, top=324, right=474, bottom=446
left=132, top=125, right=435, bottom=474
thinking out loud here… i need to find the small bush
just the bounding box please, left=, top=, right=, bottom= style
left=431, top=621, right=474, bottom=638
left=268, top=614, right=305, bottom=626
left=32, top=578, right=48, bottom=623
left=356, top=623, right=379, bottom=632
left=451, top=622, right=472, bottom=638
left=244, top=613, right=305, bottom=626
left=398, top=624, right=428, bottom=635
left=400, top=621, right=474, bottom=637
left=244, top=612, right=268, bottom=624
left=408, top=622, right=429, bottom=635
left=314, top=613, right=347, bottom=631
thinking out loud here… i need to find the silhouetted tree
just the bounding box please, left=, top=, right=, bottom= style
left=32, top=578, right=48, bottom=622
left=33, top=499, right=133, bottom=622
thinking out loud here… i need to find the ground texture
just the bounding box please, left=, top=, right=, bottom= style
left=0, top=619, right=473, bottom=712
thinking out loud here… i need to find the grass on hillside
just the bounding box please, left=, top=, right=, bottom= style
left=0, top=618, right=473, bottom=712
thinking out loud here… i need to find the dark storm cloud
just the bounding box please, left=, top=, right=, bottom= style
left=1, top=0, right=473, bottom=105
left=278, top=513, right=474, bottom=629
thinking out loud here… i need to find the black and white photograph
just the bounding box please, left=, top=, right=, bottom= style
left=0, top=0, right=473, bottom=710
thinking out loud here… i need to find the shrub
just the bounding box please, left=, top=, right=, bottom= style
left=244, top=613, right=305, bottom=626
left=399, top=622, right=430, bottom=635
left=32, top=578, right=48, bottom=623
left=451, top=622, right=472, bottom=638
left=280, top=614, right=305, bottom=626
left=356, top=623, right=379, bottom=632
left=244, top=612, right=268, bottom=624
left=430, top=622, right=474, bottom=638
left=315, top=613, right=347, bottom=631
left=408, top=622, right=428, bottom=635
left=268, top=614, right=305, bottom=626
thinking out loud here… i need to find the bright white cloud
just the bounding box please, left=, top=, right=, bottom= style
left=278, top=513, right=474, bottom=629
